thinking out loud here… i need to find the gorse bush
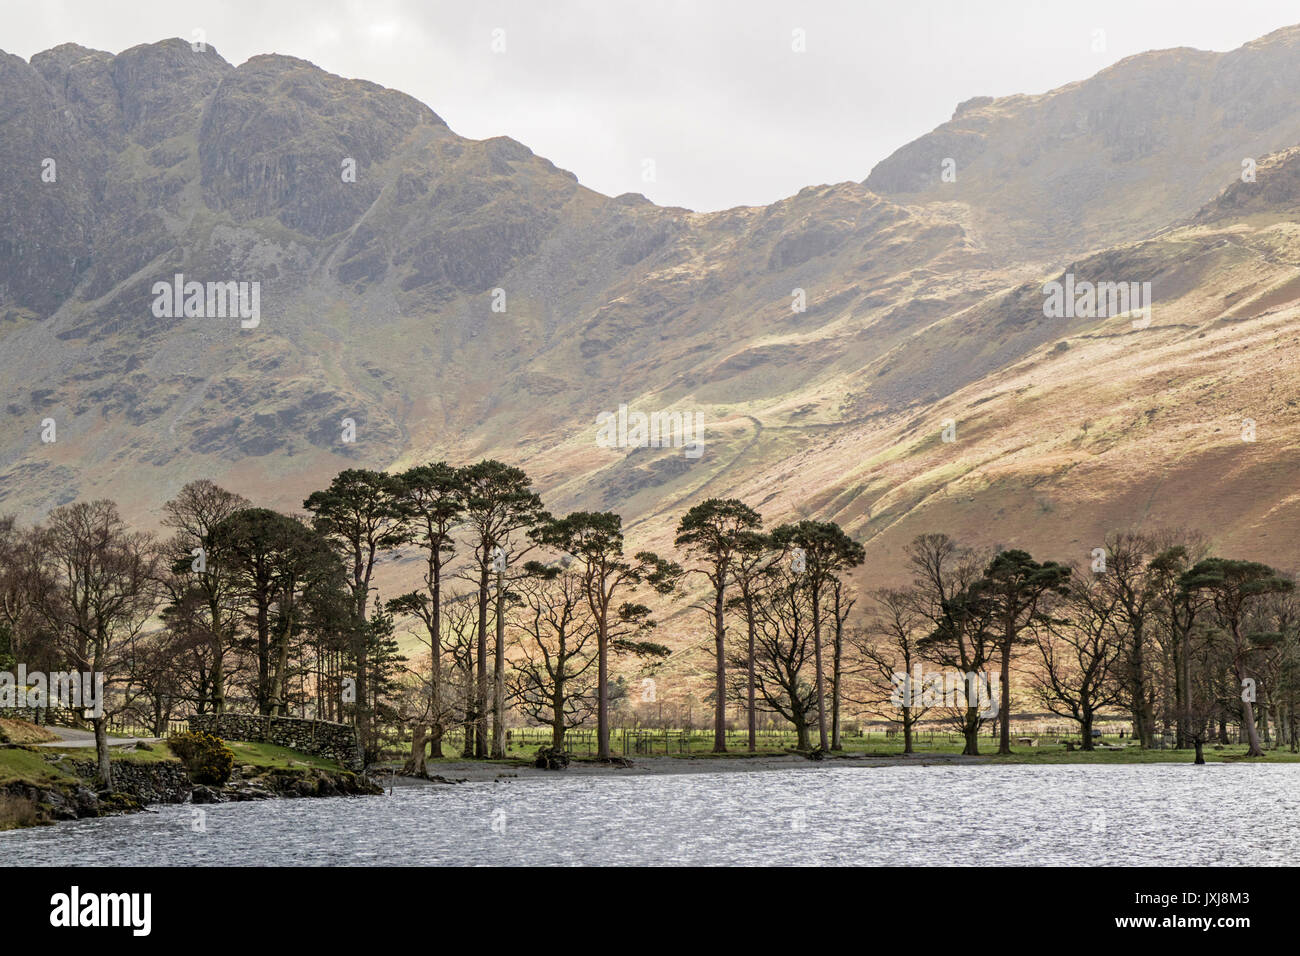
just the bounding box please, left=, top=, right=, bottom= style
left=167, top=732, right=235, bottom=785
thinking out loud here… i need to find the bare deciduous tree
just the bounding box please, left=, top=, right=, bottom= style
left=1030, top=573, right=1125, bottom=749
left=28, top=501, right=162, bottom=786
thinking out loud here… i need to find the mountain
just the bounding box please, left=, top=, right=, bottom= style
left=864, top=24, right=1300, bottom=259
left=2, top=27, right=1300, bottom=642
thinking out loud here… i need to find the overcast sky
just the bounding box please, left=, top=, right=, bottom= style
left=7, top=0, right=1300, bottom=210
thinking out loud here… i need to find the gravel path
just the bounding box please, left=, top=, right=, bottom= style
left=36, top=726, right=161, bottom=748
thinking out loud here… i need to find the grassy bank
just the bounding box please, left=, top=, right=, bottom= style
left=0, top=724, right=363, bottom=831
left=224, top=741, right=343, bottom=772
left=8, top=737, right=342, bottom=773
left=0, top=748, right=78, bottom=831
left=0, top=718, right=60, bottom=745
left=0, top=747, right=79, bottom=786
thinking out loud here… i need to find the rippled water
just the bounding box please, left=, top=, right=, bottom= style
left=4, top=764, right=1296, bottom=865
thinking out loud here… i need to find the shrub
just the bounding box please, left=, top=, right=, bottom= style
left=167, top=732, right=235, bottom=785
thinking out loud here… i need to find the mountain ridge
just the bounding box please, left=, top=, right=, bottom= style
left=2, top=28, right=1300, bottom=622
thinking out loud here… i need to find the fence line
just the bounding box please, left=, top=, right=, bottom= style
left=95, top=714, right=1246, bottom=750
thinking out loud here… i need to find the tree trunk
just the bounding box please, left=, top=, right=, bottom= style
left=811, top=586, right=828, bottom=751
left=211, top=639, right=225, bottom=716
left=353, top=613, right=371, bottom=762
left=462, top=712, right=475, bottom=758
left=271, top=609, right=292, bottom=717
left=552, top=684, right=566, bottom=750
left=1080, top=713, right=1093, bottom=751
left=406, top=724, right=427, bottom=775
left=962, top=706, right=981, bottom=756
left=597, top=606, right=610, bottom=759
left=1172, top=640, right=1186, bottom=748
left=1236, top=647, right=1265, bottom=756
left=746, top=597, right=756, bottom=753
left=1193, top=738, right=1205, bottom=764
left=430, top=566, right=444, bottom=759
left=256, top=597, right=271, bottom=715
left=830, top=616, right=843, bottom=751
left=713, top=586, right=727, bottom=753
left=998, top=636, right=1012, bottom=755
left=461, top=651, right=475, bottom=758
left=491, top=570, right=506, bottom=759
left=475, top=565, right=489, bottom=758
left=93, top=716, right=112, bottom=788
left=1130, top=630, right=1150, bottom=748
left=1241, top=696, right=1265, bottom=757
left=902, top=707, right=913, bottom=754
left=1180, top=642, right=1193, bottom=750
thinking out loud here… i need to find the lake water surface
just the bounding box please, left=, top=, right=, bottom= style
left=4, top=764, right=1295, bottom=865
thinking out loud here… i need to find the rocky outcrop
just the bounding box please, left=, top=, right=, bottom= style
left=198, top=53, right=442, bottom=237
left=2, top=778, right=103, bottom=822
left=1, top=747, right=189, bottom=825
left=1, top=738, right=379, bottom=830
left=191, top=766, right=381, bottom=804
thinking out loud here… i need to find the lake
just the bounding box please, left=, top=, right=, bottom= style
left=4, top=764, right=1295, bottom=865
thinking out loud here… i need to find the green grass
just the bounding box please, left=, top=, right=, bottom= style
left=974, top=743, right=1300, bottom=764
left=223, top=741, right=342, bottom=772
left=110, top=744, right=181, bottom=765
left=0, top=748, right=79, bottom=785
left=0, top=741, right=184, bottom=790
left=14, top=738, right=346, bottom=777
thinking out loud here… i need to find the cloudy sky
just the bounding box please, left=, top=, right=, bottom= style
left=8, top=0, right=1300, bottom=210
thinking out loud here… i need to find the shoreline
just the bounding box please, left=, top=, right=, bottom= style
left=0, top=739, right=380, bottom=832
left=396, top=751, right=1018, bottom=784
left=391, top=745, right=1285, bottom=784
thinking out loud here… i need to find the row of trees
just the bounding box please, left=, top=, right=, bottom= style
left=291, top=465, right=871, bottom=767
left=0, top=461, right=872, bottom=778
left=853, top=531, right=1297, bottom=761
left=5, top=458, right=1292, bottom=781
